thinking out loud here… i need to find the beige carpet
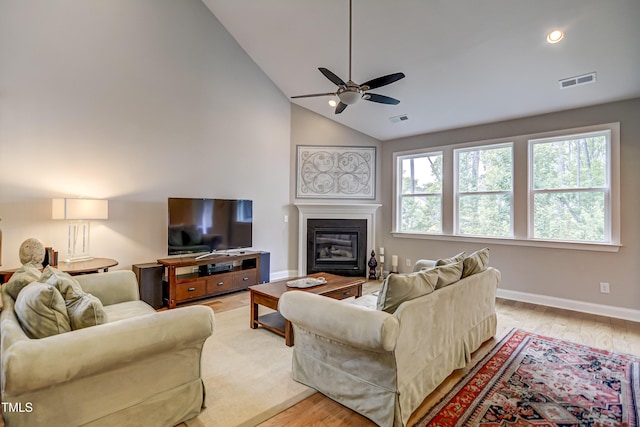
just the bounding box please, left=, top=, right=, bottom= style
left=185, top=306, right=315, bottom=427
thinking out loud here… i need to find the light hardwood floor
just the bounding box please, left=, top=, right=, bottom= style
left=192, top=287, right=640, bottom=427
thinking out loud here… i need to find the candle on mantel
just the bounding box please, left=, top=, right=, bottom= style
left=380, top=255, right=385, bottom=263
left=379, top=247, right=384, bottom=255
left=391, top=255, right=398, bottom=266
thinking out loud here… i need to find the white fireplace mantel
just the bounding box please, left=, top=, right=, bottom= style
left=295, top=202, right=381, bottom=276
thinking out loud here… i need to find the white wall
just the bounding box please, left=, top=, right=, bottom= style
left=0, top=0, right=292, bottom=274
left=379, top=98, right=640, bottom=314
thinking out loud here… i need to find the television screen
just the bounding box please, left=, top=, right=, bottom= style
left=168, top=198, right=253, bottom=255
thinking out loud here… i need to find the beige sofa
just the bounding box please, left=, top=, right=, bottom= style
left=1, top=270, right=214, bottom=427
left=279, top=259, right=500, bottom=427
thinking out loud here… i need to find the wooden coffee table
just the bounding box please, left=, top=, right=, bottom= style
left=249, top=272, right=365, bottom=346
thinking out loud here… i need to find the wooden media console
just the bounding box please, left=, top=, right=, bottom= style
left=158, top=251, right=263, bottom=308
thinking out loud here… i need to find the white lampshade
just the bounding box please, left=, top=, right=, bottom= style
left=52, top=198, right=108, bottom=220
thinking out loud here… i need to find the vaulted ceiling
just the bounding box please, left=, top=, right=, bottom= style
left=203, top=0, right=640, bottom=141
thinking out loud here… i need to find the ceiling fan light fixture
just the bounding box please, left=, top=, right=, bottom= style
left=337, top=90, right=362, bottom=105
left=328, top=99, right=338, bottom=107
left=546, top=30, right=564, bottom=44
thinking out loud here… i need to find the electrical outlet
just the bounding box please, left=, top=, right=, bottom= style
left=599, top=282, right=610, bottom=294
left=405, top=258, right=412, bottom=267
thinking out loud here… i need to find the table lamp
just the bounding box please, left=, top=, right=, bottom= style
left=52, top=198, right=108, bottom=262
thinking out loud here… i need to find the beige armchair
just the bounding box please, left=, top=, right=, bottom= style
left=1, top=270, right=214, bottom=427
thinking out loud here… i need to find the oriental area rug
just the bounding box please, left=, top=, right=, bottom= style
left=418, top=328, right=640, bottom=427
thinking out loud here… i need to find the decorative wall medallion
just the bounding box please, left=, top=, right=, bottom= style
left=296, top=146, right=376, bottom=199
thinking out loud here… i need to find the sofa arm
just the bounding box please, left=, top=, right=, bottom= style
left=2, top=305, right=214, bottom=394
left=279, top=291, right=399, bottom=352
left=75, top=270, right=140, bottom=305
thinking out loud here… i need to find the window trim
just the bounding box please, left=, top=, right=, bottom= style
left=392, top=123, right=621, bottom=252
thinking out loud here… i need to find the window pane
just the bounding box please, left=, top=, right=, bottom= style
left=533, top=191, right=605, bottom=241
left=400, top=195, right=441, bottom=233
left=458, top=146, right=512, bottom=192
left=533, top=136, right=607, bottom=190
left=401, top=154, right=442, bottom=194
left=459, top=194, right=511, bottom=237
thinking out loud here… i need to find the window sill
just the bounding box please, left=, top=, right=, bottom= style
left=390, top=232, right=621, bottom=253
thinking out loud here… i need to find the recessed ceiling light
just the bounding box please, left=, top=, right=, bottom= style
left=546, top=30, right=564, bottom=44
left=328, top=99, right=338, bottom=107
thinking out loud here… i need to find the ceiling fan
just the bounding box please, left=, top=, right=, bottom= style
left=291, top=0, right=405, bottom=114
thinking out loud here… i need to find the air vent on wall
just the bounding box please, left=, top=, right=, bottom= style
left=389, top=114, right=409, bottom=123
left=559, top=72, right=597, bottom=89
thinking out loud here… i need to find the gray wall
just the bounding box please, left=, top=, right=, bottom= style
left=379, top=98, right=640, bottom=312
left=288, top=104, right=381, bottom=273
left=0, top=0, right=292, bottom=274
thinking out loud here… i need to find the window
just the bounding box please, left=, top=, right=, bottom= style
left=530, top=130, right=610, bottom=242
left=393, top=123, right=620, bottom=251
left=455, top=143, right=513, bottom=237
left=397, top=152, right=442, bottom=233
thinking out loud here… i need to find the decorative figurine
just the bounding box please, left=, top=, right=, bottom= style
left=368, top=250, right=378, bottom=280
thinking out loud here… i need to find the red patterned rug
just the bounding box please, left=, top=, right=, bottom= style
left=417, top=328, right=640, bottom=426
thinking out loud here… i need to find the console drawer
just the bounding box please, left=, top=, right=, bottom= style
left=234, top=269, right=257, bottom=288
left=206, top=272, right=235, bottom=294
left=176, top=280, right=207, bottom=301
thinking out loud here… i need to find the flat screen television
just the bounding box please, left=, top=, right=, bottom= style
left=168, top=197, right=253, bottom=255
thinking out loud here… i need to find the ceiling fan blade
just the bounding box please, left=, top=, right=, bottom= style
left=319, top=68, right=346, bottom=87
left=361, top=72, right=406, bottom=90
left=335, top=102, right=348, bottom=114
left=291, top=92, right=336, bottom=99
left=363, top=93, right=400, bottom=105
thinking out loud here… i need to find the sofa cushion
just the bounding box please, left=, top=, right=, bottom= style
left=431, top=260, right=464, bottom=289
left=103, top=300, right=156, bottom=323
left=40, top=267, right=108, bottom=330
left=5, top=264, right=42, bottom=300
left=462, top=247, right=490, bottom=278
left=435, top=251, right=466, bottom=266
left=14, top=281, right=71, bottom=339
left=377, top=269, right=438, bottom=314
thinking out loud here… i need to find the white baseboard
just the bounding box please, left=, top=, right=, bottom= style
left=497, top=288, right=640, bottom=323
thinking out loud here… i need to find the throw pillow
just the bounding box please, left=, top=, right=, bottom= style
left=462, top=247, right=490, bottom=278
left=39, top=266, right=108, bottom=330
left=376, top=269, right=438, bottom=314
left=429, top=260, right=464, bottom=289
left=5, top=263, right=42, bottom=300
left=435, top=251, right=466, bottom=266
left=40, top=266, right=84, bottom=300
left=14, top=282, right=71, bottom=339
left=66, top=293, right=108, bottom=330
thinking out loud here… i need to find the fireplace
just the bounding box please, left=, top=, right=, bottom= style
left=295, top=202, right=380, bottom=278
left=307, top=219, right=366, bottom=277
